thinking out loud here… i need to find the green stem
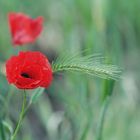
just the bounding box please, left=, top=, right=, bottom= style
left=80, top=80, right=92, bottom=140
left=96, top=96, right=110, bottom=140
left=11, top=90, right=27, bottom=140
left=80, top=120, right=91, bottom=140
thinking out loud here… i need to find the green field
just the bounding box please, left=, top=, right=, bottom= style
left=0, top=0, right=140, bottom=140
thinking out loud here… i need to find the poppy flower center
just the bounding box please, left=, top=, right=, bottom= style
left=21, top=73, right=31, bottom=78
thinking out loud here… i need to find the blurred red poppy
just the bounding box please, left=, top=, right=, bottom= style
left=8, top=12, right=43, bottom=46
left=6, top=51, right=53, bottom=89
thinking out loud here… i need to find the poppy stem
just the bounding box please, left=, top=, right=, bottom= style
left=11, top=90, right=27, bottom=140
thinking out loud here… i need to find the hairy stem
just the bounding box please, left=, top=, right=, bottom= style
left=11, top=90, right=27, bottom=140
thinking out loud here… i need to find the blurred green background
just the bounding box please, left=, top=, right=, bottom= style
left=0, top=0, right=140, bottom=140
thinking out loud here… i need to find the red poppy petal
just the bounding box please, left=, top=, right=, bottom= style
left=8, top=12, right=43, bottom=46
left=6, top=51, right=53, bottom=89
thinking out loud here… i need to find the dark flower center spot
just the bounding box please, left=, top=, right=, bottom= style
left=21, top=73, right=31, bottom=78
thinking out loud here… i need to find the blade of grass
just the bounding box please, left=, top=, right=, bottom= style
left=96, top=79, right=115, bottom=140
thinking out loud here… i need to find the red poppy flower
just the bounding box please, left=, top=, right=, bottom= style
left=6, top=51, right=53, bottom=89
left=8, top=12, right=43, bottom=46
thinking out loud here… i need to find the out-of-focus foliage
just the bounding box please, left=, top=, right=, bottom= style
left=0, top=0, right=140, bottom=140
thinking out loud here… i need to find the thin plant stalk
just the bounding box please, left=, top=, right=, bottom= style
left=11, top=90, right=27, bottom=140
left=80, top=80, right=93, bottom=140
left=96, top=96, right=110, bottom=140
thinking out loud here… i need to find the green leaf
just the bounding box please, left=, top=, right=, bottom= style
left=52, top=53, right=122, bottom=80
left=101, top=80, right=115, bottom=102
left=30, top=88, right=45, bottom=104
left=0, top=121, right=6, bottom=140
left=2, top=120, right=13, bottom=135
left=0, top=120, right=13, bottom=140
